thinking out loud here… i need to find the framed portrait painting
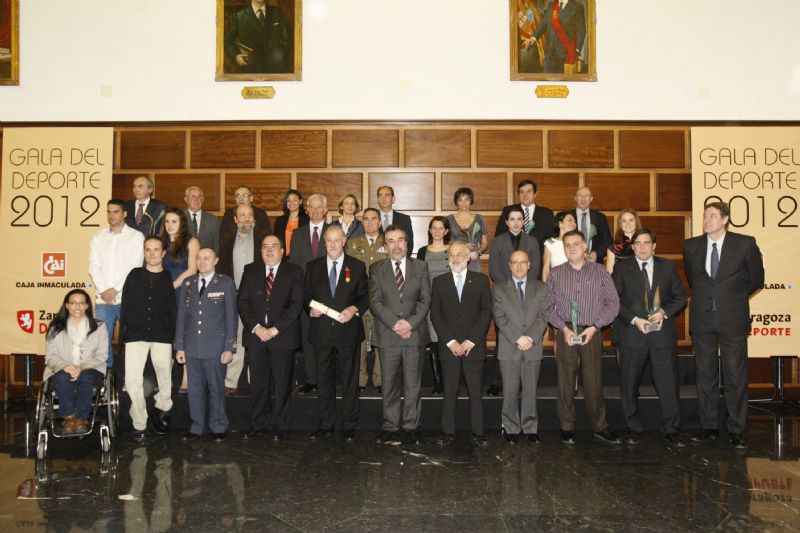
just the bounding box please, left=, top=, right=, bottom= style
left=0, top=0, right=19, bottom=85
left=510, top=0, right=596, bottom=82
left=216, top=0, right=302, bottom=81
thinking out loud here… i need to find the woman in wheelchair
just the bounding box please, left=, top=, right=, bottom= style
left=44, top=289, right=109, bottom=435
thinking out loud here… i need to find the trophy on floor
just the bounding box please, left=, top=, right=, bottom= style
left=644, top=286, right=662, bottom=332
left=569, top=300, right=583, bottom=345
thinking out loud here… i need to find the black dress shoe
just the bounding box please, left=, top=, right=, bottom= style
left=470, top=433, right=488, bottom=447
left=182, top=432, right=201, bottom=442
left=664, top=433, right=685, bottom=447
left=213, top=432, right=227, bottom=442
left=132, top=429, right=147, bottom=441
left=406, top=430, right=422, bottom=445
left=623, top=430, right=641, bottom=445
left=272, top=429, right=287, bottom=441
left=343, top=429, right=356, bottom=441
left=149, top=408, right=171, bottom=435
left=436, top=434, right=455, bottom=446
left=487, top=384, right=501, bottom=396
left=378, top=431, right=401, bottom=445
left=561, top=431, right=576, bottom=445
left=502, top=429, right=519, bottom=444
left=375, top=386, right=382, bottom=395
left=243, top=428, right=266, bottom=440
left=310, top=428, right=334, bottom=440
left=525, top=433, right=541, bottom=444
left=690, top=429, right=719, bottom=443
left=594, top=428, right=622, bottom=444
left=297, top=383, right=317, bottom=394
left=729, top=433, right=747, bottom=449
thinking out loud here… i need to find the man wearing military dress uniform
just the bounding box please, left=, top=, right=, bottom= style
left=175, top=248, right=238, bottom=442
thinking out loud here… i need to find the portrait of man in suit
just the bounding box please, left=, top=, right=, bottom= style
left=492, top=250, right=549, bottom=444
left=219, top=0, right=299, bottom=80
left=184, top=186, right=220, bottom=253
left=613, top=228, right=687, bottom=447
left=369, top=225, right=430, bottom=446
left=683, top=201, right=764, bottom=449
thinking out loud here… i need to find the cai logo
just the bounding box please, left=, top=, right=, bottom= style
left=42, top=252, right=66, bottom=278
left=17, top=310, right=34, bottom=334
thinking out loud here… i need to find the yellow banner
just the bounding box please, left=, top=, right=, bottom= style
left=691, top=127, right=799, bottom=356
left=0, top=128, right=113, bottom=354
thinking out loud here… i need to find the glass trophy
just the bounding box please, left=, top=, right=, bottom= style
left=644, top=286, right=662, bottom=332
left=569, top=300, right=584, bottom=345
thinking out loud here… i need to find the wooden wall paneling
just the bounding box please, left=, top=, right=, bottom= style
left=367, top=172, right=435, bottom=211
left=441, top=173, right=507, bottom=211
left=153, top=173, right=221, bottom=211
left=190, top=130, right=256, bottom=169
left=409, top=215, right=435, bottom=254
left=584, top=173, right=651, bottom=212
left=638, top=216, right=686, bottom=254
left=476, top=129, right=543, bottom=168
left=296, top=173, right=364, bottom=214
left=656, top=173, right=692, bottom=211
left=112, top=173, right=141, bottom=202
left=261, top=130, right=327, bottom=168
left=620, top=130, right=686, bottom=168
left=332, top=130, right=399, bottom=168
left=482, top=215, right=500, bottom=250
left=120, top=131, right=186, bottom=169
left=404, top=130, right=471, bottom=167
left=548, top=130, right=614, bottom=168
left=225, top=173, right=292, bottom=212
left=514, top=172, right=580, bottom=212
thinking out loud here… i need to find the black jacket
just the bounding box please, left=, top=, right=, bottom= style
left=119, top=268, right=177, bottom=344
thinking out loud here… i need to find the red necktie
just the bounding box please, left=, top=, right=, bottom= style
left=265, top=267, right=274, bottom=302
left=135, top=202, right=144, bottom=225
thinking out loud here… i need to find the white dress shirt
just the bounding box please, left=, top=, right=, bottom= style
left=705, top=232, right=726, bottom=277
left=88, top=224, right=145, bottom=304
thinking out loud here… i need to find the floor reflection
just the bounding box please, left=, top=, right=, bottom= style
left=0, top=408, right=798, bottom=532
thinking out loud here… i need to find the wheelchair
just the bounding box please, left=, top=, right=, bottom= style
left=34, top=371, right=120, bottom=459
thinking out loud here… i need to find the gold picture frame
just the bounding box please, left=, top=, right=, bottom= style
left=216, top=0, right=302, bottom=82
left=0, top=0, right=19, bottom=86
left=510, top=0, right=596, bottom=82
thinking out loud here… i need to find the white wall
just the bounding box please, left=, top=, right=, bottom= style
left=2, top=0, right=800, bottom=122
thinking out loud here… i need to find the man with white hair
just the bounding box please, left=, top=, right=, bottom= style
left=183, top=186, right=220, bottom=253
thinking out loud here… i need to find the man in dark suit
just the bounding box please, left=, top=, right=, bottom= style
left=220, top=185, right=271, bottom=239
left=175, top=248, right=238, bottom=441
left=492, top=250, right=549, bottom=444
left=570, top=186, right=612, bottom=263
left=525, top=0, right=586, bottom=74
left=125, top=176, right=167, bottom=237
left=223, top=0, right=292, bottom=74
left=613, top=229, right=688, bottom=446
left=238, top=235, right=304, bottom=441
left=184, top=186, right=220, bottom=253
left=495, top=179, right=554, bottom=265
left=369, top=225, right=430, bottom=445
left=430, top=241, right=493, bottom=447
left=683, top=201, right=764, bottom=449
left=305, top=226, right=369, bottom=441
left=376, top=185, right=414, bottom=256
left=490, top=206, right=541, bottom=283
left=289, top=193, right=331, bottom=393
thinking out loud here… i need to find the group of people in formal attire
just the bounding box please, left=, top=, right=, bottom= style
left=43, top=176, right=764, bottom=449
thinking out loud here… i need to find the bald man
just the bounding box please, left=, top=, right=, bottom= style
left=570, top=187, right=612, bottom=263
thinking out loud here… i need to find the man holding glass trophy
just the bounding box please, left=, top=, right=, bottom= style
left=612, top=229, right=687, bottom=446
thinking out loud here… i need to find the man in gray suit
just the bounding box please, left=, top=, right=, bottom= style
left=489, top=207, right=541, bottom=283
left=492, top=250, right=549, bottom=444
left=369, top=225, right=431, bottom=445
left=183, top=186, right=220, bottom=253
left=175, top=248, right=238, bottom=442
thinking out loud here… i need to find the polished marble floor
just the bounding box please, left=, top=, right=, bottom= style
left=0, top=405, right=798, bottom=532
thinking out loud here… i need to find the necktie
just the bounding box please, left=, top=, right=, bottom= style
left=456, top=273, right=464, bottom=302
left=135, top=202, right=144, bottom=226
left=642, top=261, right=651, bottom=295
left=383, top=214, right=389, bottom=231
left=581, top=211, right=589, bottom=250
left=192, top=212, right=199, bottom=234
left=199, top=277, right=206, bottom=297
left=311, top=226, right=319, bottom=256
left=265, top=267, right=274, bottom=302
left=329, top=261, right=338, bottom=297
left=395, top=261, right=404, bottom=298
left=257, top=8, right=265, bottom=25
left=368, top=238, right=374, bottom=247
left=710, top=243, right=719, bottom=279
left=523, top=207, right=531, bottom=234
left=517, top=280, right=525, bottom=305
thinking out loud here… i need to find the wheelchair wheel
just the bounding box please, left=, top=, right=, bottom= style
left=36, top=432, right=47, bottom=460
left=100, top=432, right=111, bottom=453
left=105, top=372, right=120, bottom=438
left=34, top=381, right=49, bottom=434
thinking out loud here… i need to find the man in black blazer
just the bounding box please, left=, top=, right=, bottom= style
left=125, top=176, right=167, bottom=237
left=570, top=186, right=612, bottom=263
left=495, top=179, right=554, bottom=264
left=221, top=185, right=272, bottom=239
left=305, top=226, right=369, bottom=441
left=683, top=202, right=764, bottom=449
left=238, top=235, right=304, bottom=441
left=430, top=241, right=493, bottom=447
left=223, top=0, right=292, bottom=74
left=613, top=229, right=688, bottom=446
left=376, top=185, right=414, bottom=256
left=184, top=186, right=220, bottom=253
left=289, top=193, right=331, bottom=393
